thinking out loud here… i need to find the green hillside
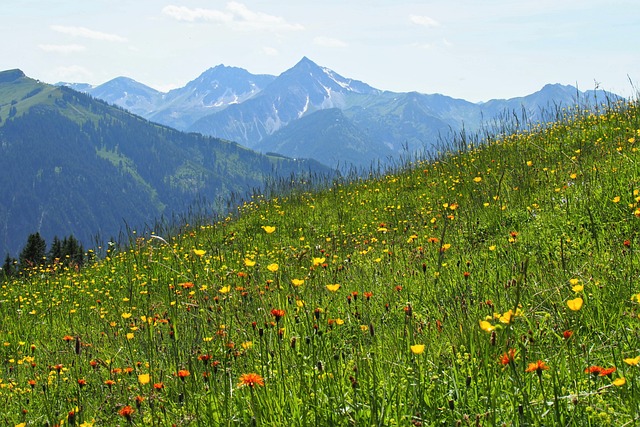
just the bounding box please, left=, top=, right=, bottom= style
left=1, top=97, right=639, bottom=426
left=0, top=69, right=333, bottom=257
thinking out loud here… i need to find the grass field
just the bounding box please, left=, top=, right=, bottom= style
left=2, top=97, right=640, bottom=426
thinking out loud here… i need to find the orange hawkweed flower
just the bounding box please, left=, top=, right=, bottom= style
left=119, top=405, right=134, bottom=420
left=500, top=349, right=517, bottom=365
left=63, top=335, right=74, bottom=342
left=584, top=365, right=603, bottom=375
left=525, top=360, right=549, bottom=375
left=270, top=308, right=285, bottom=322
left=238, top=372, right=264, bottom=388
left=177, top=369, right=190, bottom=380
left=599, top=366, right=617, bottom=377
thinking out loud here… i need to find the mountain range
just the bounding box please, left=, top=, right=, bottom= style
left=0, top=69, right=331, bottom=258
left=62, top=57, right=619, bottom=169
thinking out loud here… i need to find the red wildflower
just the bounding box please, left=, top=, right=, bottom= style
left=563, top=330, right=573, bottom=339
left=63, top=335, right=74, bottom=342
left=153, top=382, right=164, bottom=390
left=364, top=291, right=373, bottom=301
left=238, top=372, right=264, bottom=388
left=77, top=378, right=87, bottom=387
left=177, top=369, right=190, bottom=380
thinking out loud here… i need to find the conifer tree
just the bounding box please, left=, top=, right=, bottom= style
left=19, top=232, right=47, bottom=269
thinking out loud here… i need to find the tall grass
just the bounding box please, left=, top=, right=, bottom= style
left=1, top=98, right=640, bottom=426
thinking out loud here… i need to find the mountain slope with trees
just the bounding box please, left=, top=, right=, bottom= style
left=0, top=69, right=332, bottom=257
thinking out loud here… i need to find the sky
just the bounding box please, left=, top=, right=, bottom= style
left=1, top=0, right=638, bottom=102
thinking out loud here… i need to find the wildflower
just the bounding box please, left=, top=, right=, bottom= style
left=104, top=379, right=116, bottom=388
left=563, top=330, right=573, bottom=339
left=193, top=249, right=206, bottom=257
left=271, top=308, right=285, bottom=322
left=119, top=405, right=134, bottom=420
left=326, top=284, right=340, bottom=292
left=479, top=320, right=495, bottom=332
left=500, top=349, right=517, bottom=365
left=585, top=365, right=603, bottom=375
left=138, top=373, right=150, bottom=385
left=364, top=291, right=373, bottom=300
left=623, top=356, right=640, bottom=366
left=126, top=333, right=134, bottom=340
left=525, top=360, right=549, bottom=375
left=177, top=369, right=190, bottom=380
left=567, top=297, right=583, bottom=311
left=599, top=367, right=617, bottom=377
left=262, top=226, right=276, bottom=234
left=410, top=344, right=425, bottom=355
left=153, top=382, right=164, bottom=390
left=291, top=278, right=304, bottom=287
left=473, top=176, right=482, bottom=183
left=267, top=263, right=279, bottom=272
left=219, top=285, right=231, bottom=294
left=238, top=372, right=264, bottom=388
left=312, top=257, right=326, bottom=266
left=77, top=378, right=87, bottom=387
left=613, top=377, right=626, bottom=386
left=63, top=335, right=74, bottom=342
left=244, top=258, right=256, bottom=267
left=613, top=196, right=621, bottom=203
left=571, top=284, right=584, bottom=293
left=121, top=312, right=132, bottom=319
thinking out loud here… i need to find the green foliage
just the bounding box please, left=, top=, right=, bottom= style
left=0, top=98, right=639, bottom=426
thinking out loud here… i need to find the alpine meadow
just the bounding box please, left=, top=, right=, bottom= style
left=2, top=93, right=640, bottom=426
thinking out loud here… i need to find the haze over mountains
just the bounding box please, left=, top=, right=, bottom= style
left=62, top=57, right=618, bottom=169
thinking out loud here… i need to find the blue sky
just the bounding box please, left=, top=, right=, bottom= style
left=1, top=0, right=638, bottom=102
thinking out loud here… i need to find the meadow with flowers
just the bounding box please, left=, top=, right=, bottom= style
left=1, top=97, right=640, bottom=426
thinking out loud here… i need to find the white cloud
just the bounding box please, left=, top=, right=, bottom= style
left=162, top=2, right=304, bottom=31
left=313, top=36, right=348, bottom=48
left=410, top=15, right=440, bottom=28
left=51, top=25, right=127, bottom=42
left=38, top=44, right=86, bottom=54
left=263, top=47, right=279, bottom=56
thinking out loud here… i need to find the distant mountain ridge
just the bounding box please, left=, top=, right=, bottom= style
left=61, top=57, right=620, bottom=169
left=1, top=69, right=332, bottom=258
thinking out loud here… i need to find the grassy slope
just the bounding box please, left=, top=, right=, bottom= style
left=1, top=99, right=639, bottom=426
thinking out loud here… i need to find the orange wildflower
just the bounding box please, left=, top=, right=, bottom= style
left=119, top=405, right=134, bottom=420
left=500, top=349, right=517, bottom=365
left=525, top=360, right=549, bottom=375
left=238, top=372, right=264, bottom=388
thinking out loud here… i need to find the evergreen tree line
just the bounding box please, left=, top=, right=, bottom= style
left=2, top=232, right=88, bottom=279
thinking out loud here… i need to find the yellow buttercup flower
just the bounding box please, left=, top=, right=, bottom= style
left=262, top=226, right=276, bottom=234
left=623, top=356, right=640, bottom=366
left=267, top=263, right=279, bottom=272
left=567, top=297, right=583, bottom=311
left=410, top=344, right=425, bottom=355
left=193, top=249, right=206, bottom=257
left=479, top=320, right=495, bottom=332
left=219, top=285, right=231, bottom=294
left=326, top=284, right=340, bottom=292
left=291, top=279, right=304, bottom=287
left=613, top=377, right=626, bottom=386
left=138, top=373, right=150, bottom=385
left=244, top=258, right=256, bottom=267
